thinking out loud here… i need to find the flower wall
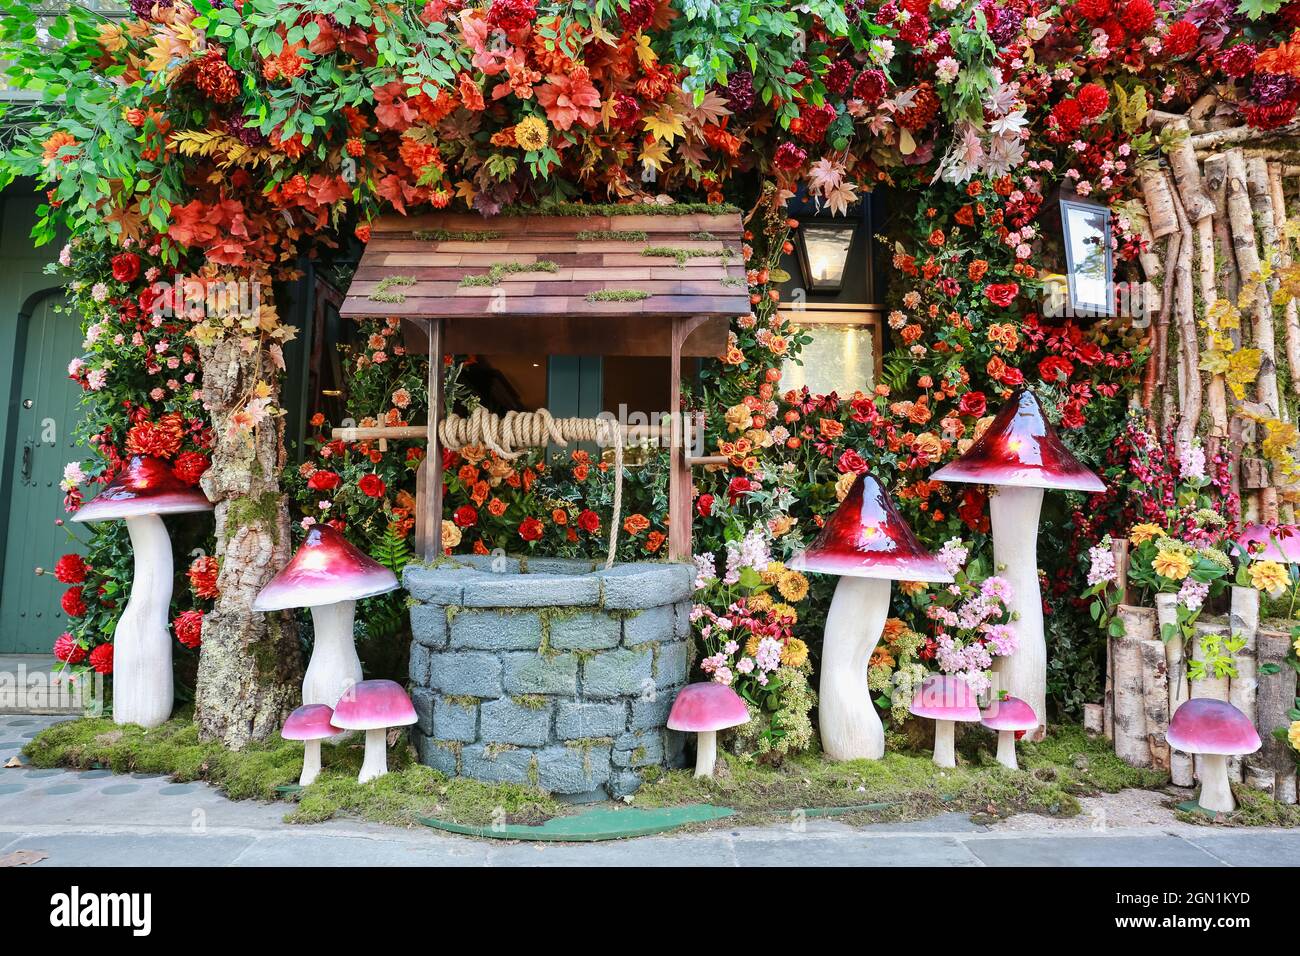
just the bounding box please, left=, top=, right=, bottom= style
left=3, top=0, right=1299, bottom=761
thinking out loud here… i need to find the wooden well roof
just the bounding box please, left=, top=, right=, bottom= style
left=339, top=210, right=750, bottom=357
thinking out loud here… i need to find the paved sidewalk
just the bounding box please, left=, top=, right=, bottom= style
left=2, top=715, right=1298, bottom=866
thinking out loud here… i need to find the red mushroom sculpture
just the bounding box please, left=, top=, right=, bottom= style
left=909, top=673, right=982, bottom=767
left=980, top=695, right=1038, bottom=770
left=931, top=390, right=1103, bottom=740
left=72, top=456, right=212, bottom=728
left=1167, top=698, right=1261, bottom=813
left=282, top=703, right=344, bottom=786
left=329, top=679, right=417, bottom=783
left=666, top=683, right=750, bottom=777
left=253, top=524, right=398, bottom=707
left=790, top=474, right=952, bottom=760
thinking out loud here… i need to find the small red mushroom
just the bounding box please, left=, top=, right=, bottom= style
left=329, top=680, right=417, bottom=783
left=666, top=683, right=749, bottom=778
left=282, top=703, right=344, bottom=786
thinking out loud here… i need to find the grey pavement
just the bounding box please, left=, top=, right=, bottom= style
left=2, top=715, right=1297, bottom=866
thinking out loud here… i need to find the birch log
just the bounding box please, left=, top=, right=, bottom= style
left=1148, top=113, right=1216, bottom=221
left=1141, top=168, right=1179, bottom=240
left=194, top=334, right=304, bottom=750
left=1139, top=639, right=1171, bottom=772
left=1154, top=593, right=1194, bottom=785
left=1267, top=162, right=1300, bottom=397
left=1189, top=120, right=1300, bottom=151
left=1114, top=605, right=1156, bottom=767
left=1228, top=586, right=1259, bottom=784
left=1168, top=173, right=1203, bottom=451
left=1249, top=627, right=1299, bottom=803
left=1226, top=149, right=1282, bottom=419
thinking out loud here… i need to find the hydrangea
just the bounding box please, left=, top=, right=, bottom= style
left=1086, top=540, right=1117, bottom=586
left=1177, top=578, right=1209, bottom=612
left=936, top=537, right=969, bottom=576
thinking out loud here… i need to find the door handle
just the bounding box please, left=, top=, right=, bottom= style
left=21, top=441, right=33, bottom=484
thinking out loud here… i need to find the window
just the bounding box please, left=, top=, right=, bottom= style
left=1059, top=196, right=1114, bottom=317
left=778, top=305, right=883, bottom=397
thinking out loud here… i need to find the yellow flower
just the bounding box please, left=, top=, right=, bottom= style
left=777, top=570, right=809, bottom=602
left=1248, top=559, right=1289, bottom=594
left=441, top=520, right=462, bottom=549
left=835, top=471, right=856, bottom=502
left=1293, top=635, right=1300, bottom=657
left=1289, top=720, right=1300, bottom=752
left=760, top=561, right=785, bottom=585
left=780, top=638, right=809, bottom=668
left=1129, top=523, right=1165, bottom=546
left=514, top=115, right=550, bottom=151
left=772, top=603, right=798, bottom=626
left=748, top=591, right=774, bottom=613
left=1152, top=549, right=1192, bottom=581
left=768, top=514, right=795, bottom=538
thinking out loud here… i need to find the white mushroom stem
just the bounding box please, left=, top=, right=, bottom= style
left=1196, top=753, right=1235, bottom=813
left=694, top=730, right=718, bottom=778
left=112, top=514, right=175, bottom=728
left=300, top=740, right=323, bottom=786
left=819, top=576, right=890, bottom=760
left=303, top=601, right=364, bottom=707
left=933, top=719, right=957, bottom=768
left=358, top=728, right=389, bottom=783
left=989, top=485, right=1048, bottom=741
left=995, top=731, right=1018, bottom=770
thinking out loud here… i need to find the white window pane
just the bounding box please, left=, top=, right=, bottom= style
left=781, top=324, right=876, bottom=396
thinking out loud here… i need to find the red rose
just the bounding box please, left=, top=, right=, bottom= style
left=837, top=449, right=868, bottom=474
left=958, top=391, right=987, bottom=418
left=54, top=553, right=87, bottom=584
left=696, top=493, right=714, bottom=518
left=358, top=473, right=386, bottom=498
left=53, top=633, right=85, bottom=664
left=577, top=509, right=600, bottom=533
left=1060, top=400, right=1087, bottom=430
left=61, top=586, right=87, bottom=617
left=727, top=476, right=754, bottom=505
left=984, top=283, right=1020, bottom=307
left=999, top=366, right=1025, bottom=387
left=89, top=642, right=114, bottom=675
left=173, top=609, right=203, bottom=649
left=453, top=505, right=478, bottom=528
left=518, top=517, right=544, bottom=542
left=308, top=469, right=341, bottom=492
left=1038, top=355, right=1075, bottom=383
left=173, top=451, right=210, bottom=486
left=111, top=252, right=140, bottom=283
left=957, top=488, right=990, bottom=534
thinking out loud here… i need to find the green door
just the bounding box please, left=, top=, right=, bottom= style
left=0, top=291, right=85, bottom=653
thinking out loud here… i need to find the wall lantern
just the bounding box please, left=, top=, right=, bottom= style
left=1059, top=193, right=1114, bottom=318
left=794, top=218, right=857, bottom=294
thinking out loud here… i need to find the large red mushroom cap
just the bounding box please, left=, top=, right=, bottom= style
left=1167, top=698, right=1261, bottom=756
left=72, top=455, right=213, bottom=523
left=330, top=679, right=417, bottom=731
left=931, top=390, right=1104, bottom=493
left=666, top=683, right=749, bottom=733
left=909, top=674, right=982, bottom=722
left=282, top=703, right=345, bottom=741
left=980, top=695, right=1038, bottom=732
left=252, top=524, right=398, bottom=611
left=1237, top=523, right=1300, bottom=564
left=788, top=473, right=953, bottom=583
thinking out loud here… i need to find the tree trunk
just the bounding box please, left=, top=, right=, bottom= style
left=194, top=334, right=303, bottom=750
left=1138, top=639, right=1171, bottom=773
left=1226, top=149, right=1282, bottom=418
left=1228, top=586, right=1259, bottom=784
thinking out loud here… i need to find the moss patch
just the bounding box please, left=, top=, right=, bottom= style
left=459, top=260, right=559, bottom=287
left=1174, top=784, right=1300, bottom=827
left=634, top=725, right=1169, bottom=825
left=575, top=229, right=648, bottom=242
left=586, top=289, right=652, bottom=302
left=368, top=274, right=416, bottom=303
left=413, top=228, right=502, bottom=242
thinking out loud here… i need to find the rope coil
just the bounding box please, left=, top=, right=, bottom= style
left=438, top=408, right=625, bottom=568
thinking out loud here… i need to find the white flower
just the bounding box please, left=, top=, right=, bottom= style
left=935, top=57, right=960, bottom=85
left=58, top=244, right=72, bottom=267
left=90, top=283, right=108, bottom=302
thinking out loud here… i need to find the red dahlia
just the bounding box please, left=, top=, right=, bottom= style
left=54, top=553, right=87, bottom=584
left=125, top=418, right=183, bottom=460
left=188, top=555, right=220, bottom=599
left=897, top=83, right=939, bottom=132
left=1074, top=0, right=1112, bottom=23
left=173, top=451, right=210, bottom=486
left=1077, top=83, right=1110, bottom=118
left=1118, top=0, right=1154, bottom=36
left=486, top=0, right=537, bottom=32
left=89, top=643, right=113, bottom=675
left=195, top=51, right=240, bottom=104
left=61, top=586, right=87, bottom=617
left=853, top=69, right=887, bottom=106
left=173, top=610, right=203, bottom=649
left=53, top=633, right=85, bottom=664
left=1162, top=20, right=1200, bottom=58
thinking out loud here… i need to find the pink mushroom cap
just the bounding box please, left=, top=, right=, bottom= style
left=788, top=473, right=954, bottom=583
left=980, top=695, right=1038, bottom=732
left=329, top=679, right=417, bottom=731
left=1237, top=523, right=1300, bottom=564
left=252, top=524, right=398, bottom=611
left=282, top=703, right=345, bottom=741
left=72, top=455, right=213, bottom=523
left=931, top=389, right=1105, bottom=493
left=666, top=683, right=750, bottom=733
left=909, top=674, right=982, bottom=722
left=1167, top=698, right=1261, bottom=756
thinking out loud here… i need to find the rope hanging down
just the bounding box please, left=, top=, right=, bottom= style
left=438, top=408, right=625, bottom=569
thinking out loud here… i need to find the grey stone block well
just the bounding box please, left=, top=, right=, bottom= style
left=404, top=558, right=692, bottom=798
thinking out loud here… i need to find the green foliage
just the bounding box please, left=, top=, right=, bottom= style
left=459, top=260, right=559, bottom=286
left=585, top=288, right=652, bottom=302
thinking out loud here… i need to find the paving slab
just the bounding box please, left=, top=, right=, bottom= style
left=1180, top=831, right=1300, bottom=867
left=1, top=832, right=258, bottom=867
left=232, top=833, right=490, bottom=867
left=965, top=834, right=1226, bottom=867
left=487, top=833, right=737, bottom=867
left=731, top=833, right=982, bottom=867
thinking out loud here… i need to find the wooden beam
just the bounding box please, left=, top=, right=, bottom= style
left=426, top=320, right=445, bottom=561
left=332, top=425, right=427, bottom=442
left=667, top=316, right=707, bottom=562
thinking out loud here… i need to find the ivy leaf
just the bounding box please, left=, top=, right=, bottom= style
left=1237, top=0, right=1283, bottom=18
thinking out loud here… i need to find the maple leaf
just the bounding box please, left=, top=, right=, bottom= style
left=454, top=179, right=478, bottom=205
left=104, top=202, right=146, bottom=245
left=824, top=181, right=858, bottom=217
left=638, top=138, right=671, bottom=172
left=633, top=33, right=657, bottom=67
left=642, top=108, right=685, bottom=144
left=806, top=157, right=845, bottom=196
left=680, top=89, right=731, bottom=129
left=373, top=82, right=418, bottom=131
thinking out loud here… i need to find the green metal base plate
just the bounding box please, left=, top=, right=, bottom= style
left=1176, top=799, right=1221, bottom=817
left=418, top=803, right=736, bottom=842
left=275, top=783, right=304, bottom=796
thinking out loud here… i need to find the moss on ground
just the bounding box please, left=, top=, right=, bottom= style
left=1174, top=784, right=1300, bottom=828
left=37, top=718, right=1297, bottom=836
